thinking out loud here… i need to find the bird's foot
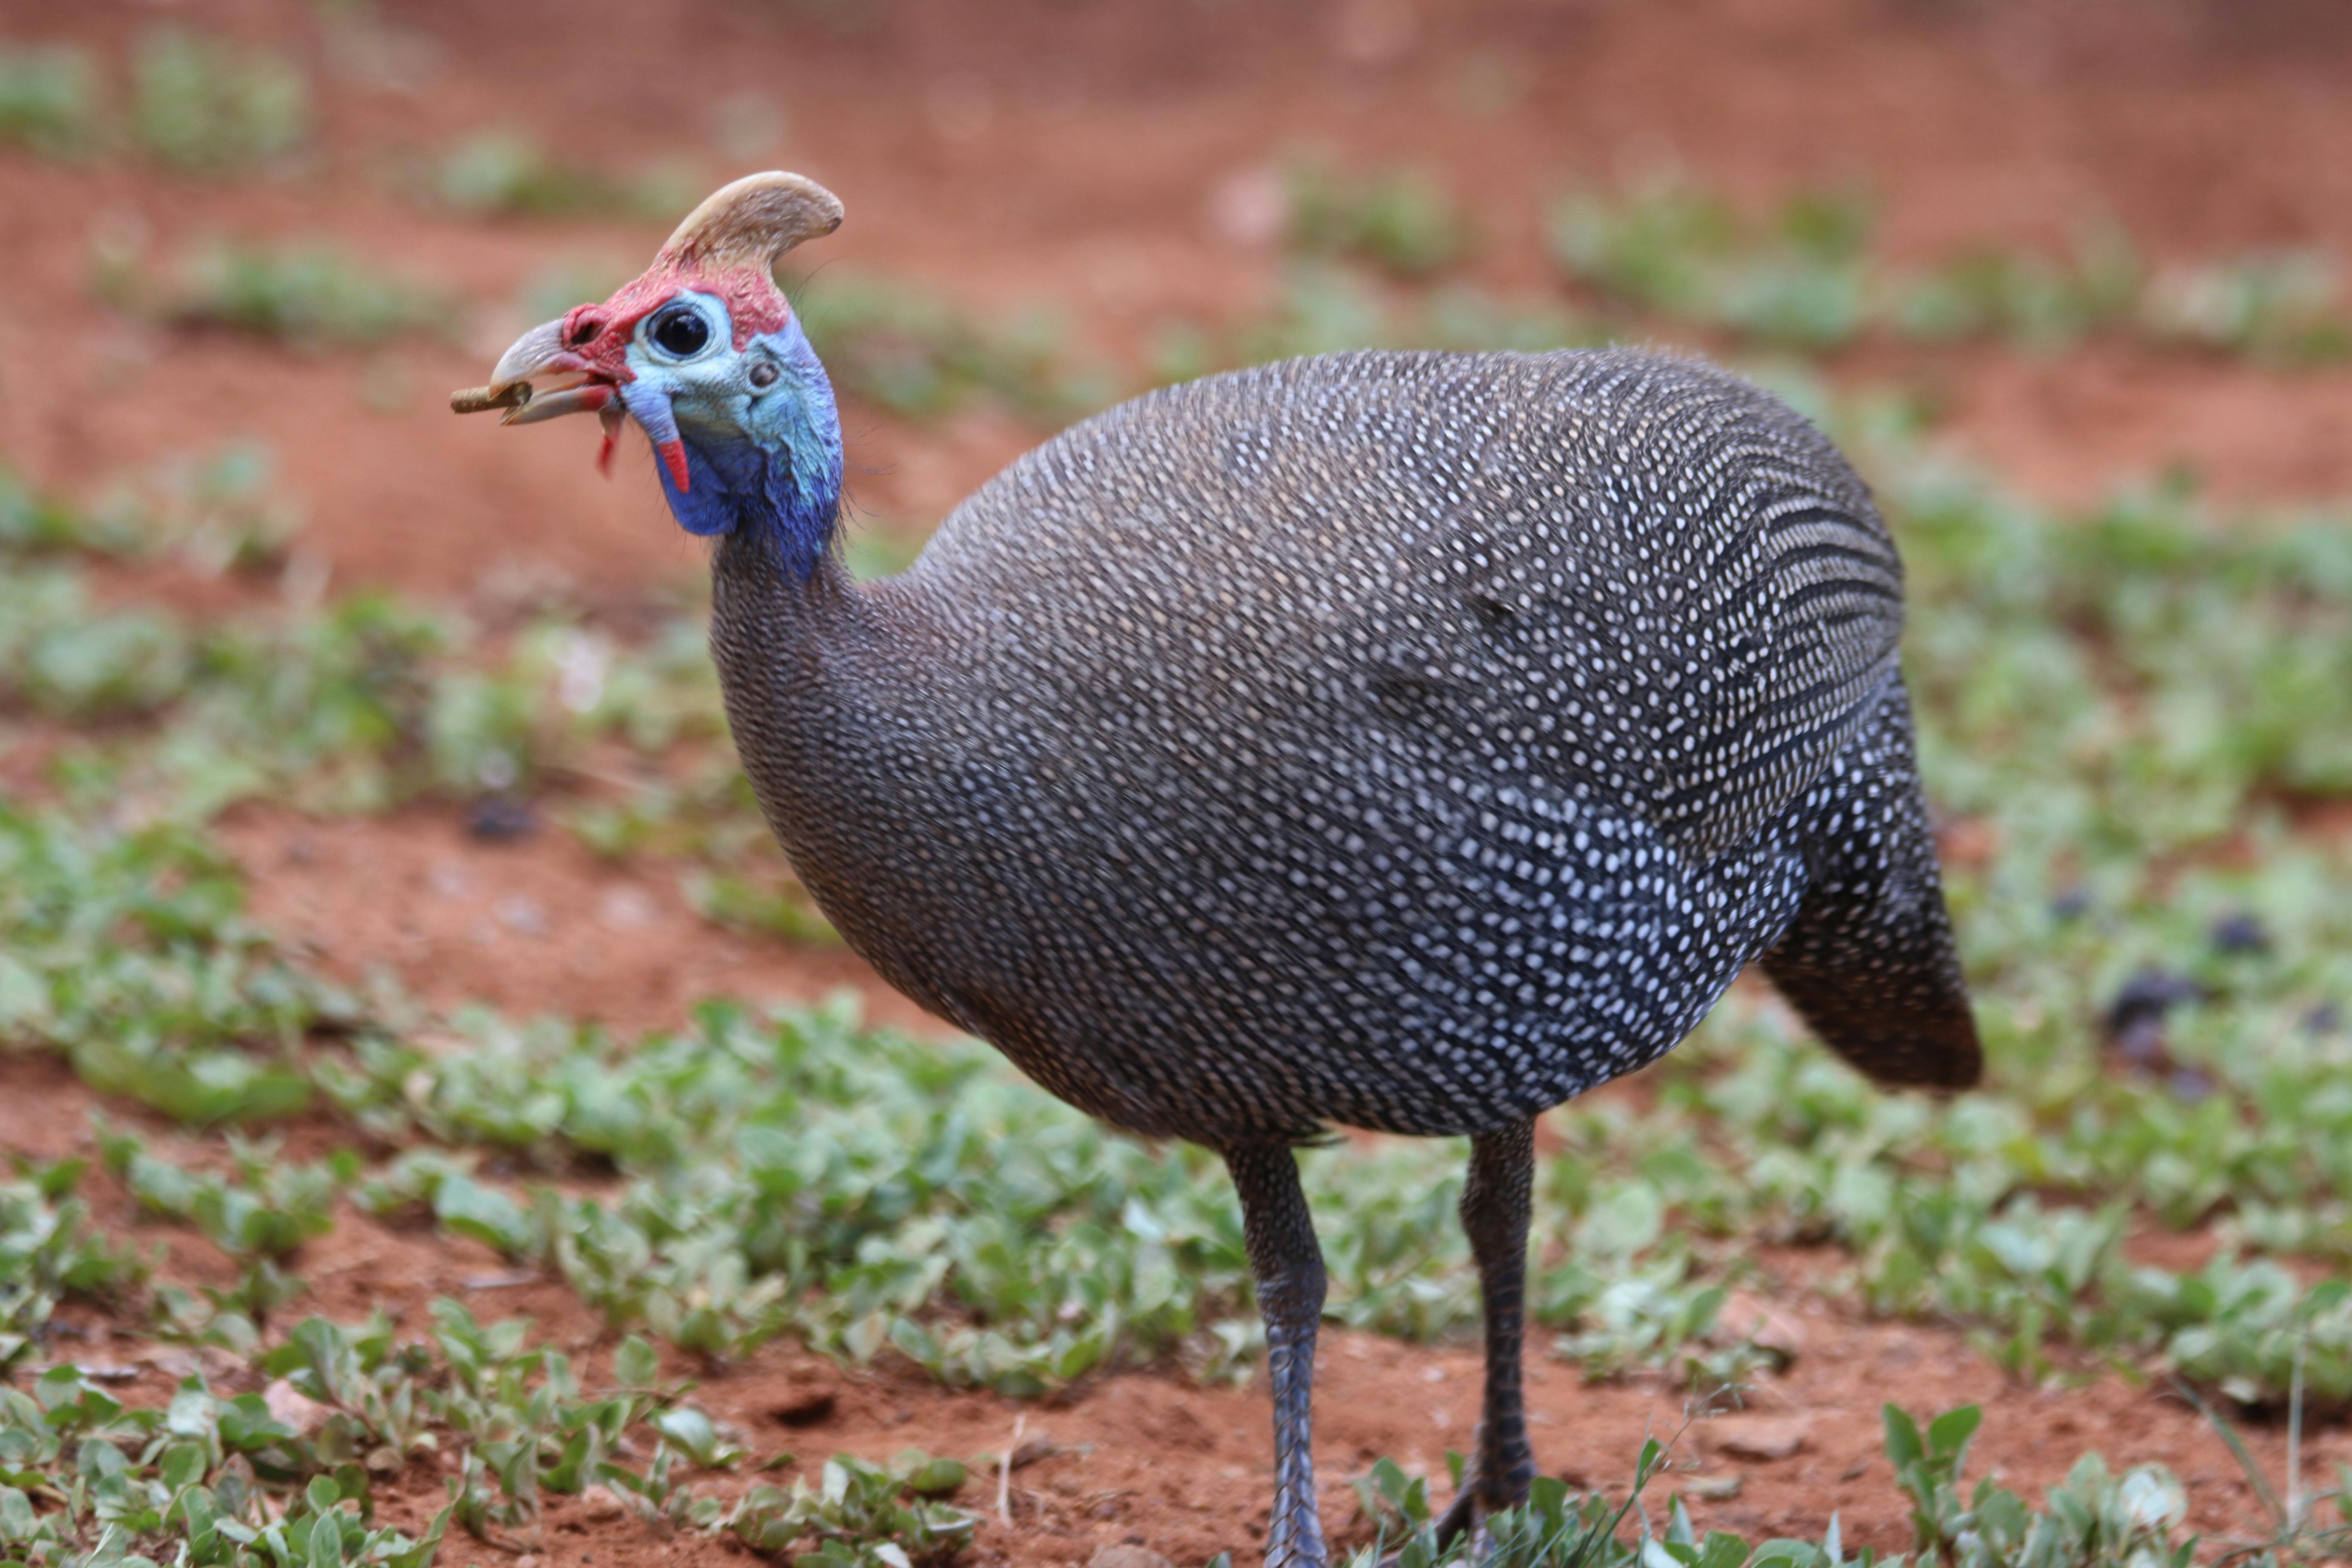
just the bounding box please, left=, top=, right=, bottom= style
left=1430, top=1489, right=1494, bottom=1557
left=1430, top=1458, right=1534, bottom=1556
left=1368, top=1503, right=1487, bottom=1568
left=1363, top=1471, right=1524, bottom=1568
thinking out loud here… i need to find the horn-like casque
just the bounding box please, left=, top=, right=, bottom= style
left=657, top=171, right=845, bottom=272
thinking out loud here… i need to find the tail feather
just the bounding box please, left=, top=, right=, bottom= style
left=1760, top=679, right=1981, bottom=1090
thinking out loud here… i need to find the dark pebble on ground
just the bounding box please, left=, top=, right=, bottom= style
left=467, top=794, right=536, bottom=841
left=2208, top=910, right=2270, bottom=956
left=2102, top=966, right=2201, bottom=1063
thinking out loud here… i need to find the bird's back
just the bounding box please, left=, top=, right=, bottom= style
left=910, top=349, right=1905, bottom=854
left=737, top=349, right=1975, bottom=1141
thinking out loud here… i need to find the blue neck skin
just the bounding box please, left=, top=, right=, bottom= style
left=631, top=315, right=845, bottom=582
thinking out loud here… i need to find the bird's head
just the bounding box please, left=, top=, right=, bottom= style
left=456, top=171, right=847, bottom=576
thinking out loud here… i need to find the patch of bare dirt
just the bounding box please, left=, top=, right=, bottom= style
left=216, top=803, right=943, bottom=1037
left=1918, top=345, right=2352, bottom=507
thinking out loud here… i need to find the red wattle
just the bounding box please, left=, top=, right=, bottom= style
left=659, top=439, right=692, bottom=493
left=597, top=429, right=617, bottom=477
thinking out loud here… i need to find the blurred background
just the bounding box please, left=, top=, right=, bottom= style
left=3, top=3, right=2352, bottom=1567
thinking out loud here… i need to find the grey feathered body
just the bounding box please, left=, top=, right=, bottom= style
left=710, top=348, right=1978, bottom=1145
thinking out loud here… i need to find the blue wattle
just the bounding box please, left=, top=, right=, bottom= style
left=643, top=318, right=845, bottom=581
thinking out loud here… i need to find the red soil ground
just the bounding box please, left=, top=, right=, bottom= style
left=16, top=1040, right=2346, bottom=1568
left=14, top=1030, right=2345, bottom=1568
left=6, top=0, right=2352, bottom=1562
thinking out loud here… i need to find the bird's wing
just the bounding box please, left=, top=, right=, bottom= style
left=1386, top=349, right=1909, bottom=862
left=913, top=349, right=1906, bottom=864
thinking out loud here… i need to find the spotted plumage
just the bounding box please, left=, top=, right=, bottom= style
left=466, top=174, right=1978, bottom=1568
left=709, top=349, right=1977, bottom=1147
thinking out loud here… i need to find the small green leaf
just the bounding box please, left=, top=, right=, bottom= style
left=613, top=1335, right=658, bottom=1389
left=431, top=1174, right=531, bottom=1256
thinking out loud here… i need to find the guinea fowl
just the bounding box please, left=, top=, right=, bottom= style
left=458, top=173, right=1980, bottom=1565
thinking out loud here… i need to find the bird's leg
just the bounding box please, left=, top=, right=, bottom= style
left=1226, top=1142, right=1331, bottom=1568
left=1434, top=1118, right=1538, bottom=1548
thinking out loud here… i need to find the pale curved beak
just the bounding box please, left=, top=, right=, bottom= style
left=450, top=317, right=613, bottom=426
left=491, top=318, right=571, bottom=390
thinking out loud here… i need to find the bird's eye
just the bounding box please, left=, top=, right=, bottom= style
left=650, top=308, right=710, bottom=358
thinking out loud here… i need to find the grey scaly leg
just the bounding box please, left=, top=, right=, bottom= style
left=1227, top=1142, right=1330, bottom=1568
left=1434, top=1118, right=1538, bottom=1547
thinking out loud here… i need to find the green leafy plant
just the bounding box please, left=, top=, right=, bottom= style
left=2141, top=251, right=2351, bottom=363
left=1548, top=176, right=1874, bottom=349
left=0, top=570, right=190, bottom=717
left=0, top=1361, right=448, bottom=1568
left=96, top=1125, right=349, bottom=1321
left=791, top=271, right=1103, bottom=421
left=130, top=26, right=308, bottom=175
left=1884, top=1404, right=2194, bottom=1568
left=1545, top=175, right=2352, bottom=362
left=428, top=130, right=699, bottom=221
left=1341, top=1405, right=2214, bottom=1568
left=151, top=239, right=454, bottom=348
left=0, top=1159, right=147, bottom=1375
left=0, top=42, right=101, bottom=156
left=1287, top=158, right=1470, bottom=278
left=682, top=867, right=841, bottom=943
left=0, top=1298, right=751, bottom=1566
left=723, top=1451, right=976, bottom=1566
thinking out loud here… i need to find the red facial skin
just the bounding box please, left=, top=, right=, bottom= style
left=556, top=261, right=793, bottom=382
left=545, top=262, right=793, bottom=489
